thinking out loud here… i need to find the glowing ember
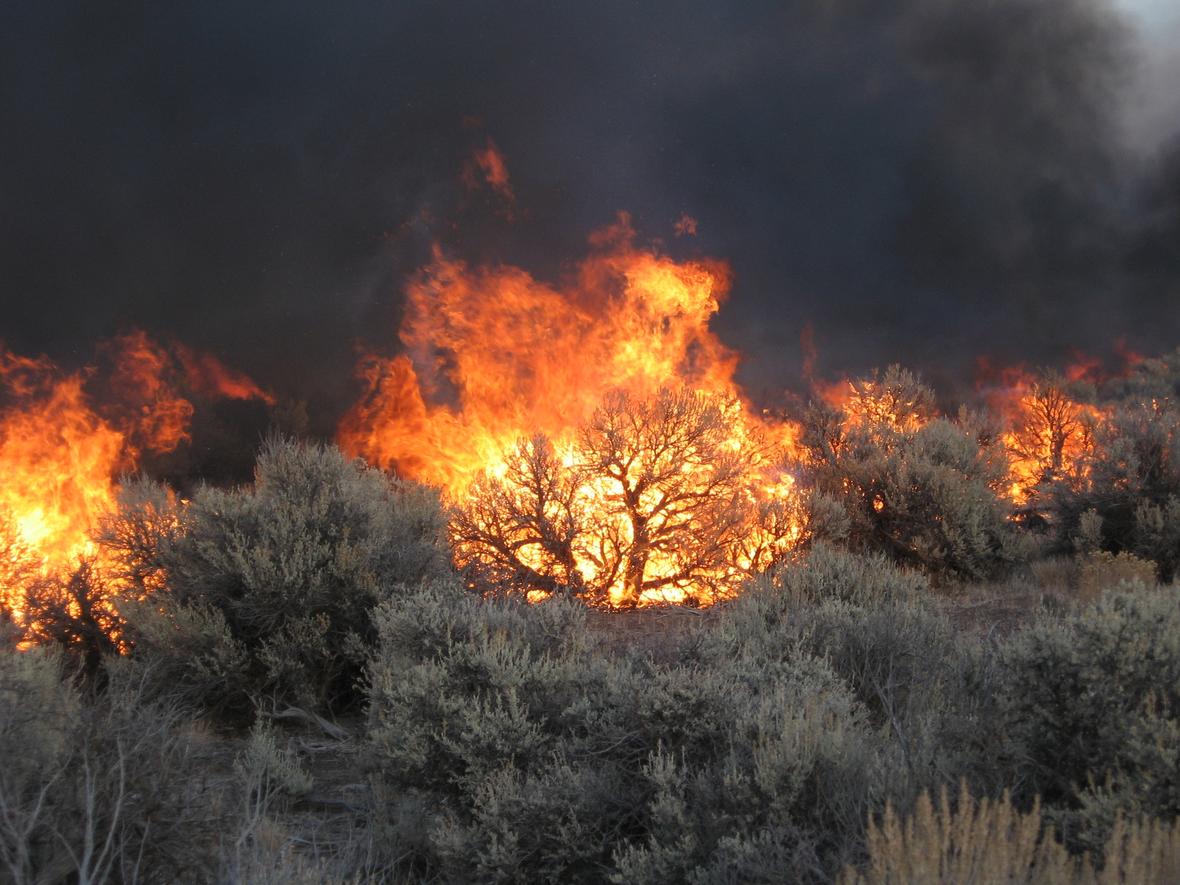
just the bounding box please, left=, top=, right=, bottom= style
left=340, top=215, right=803, bottom=605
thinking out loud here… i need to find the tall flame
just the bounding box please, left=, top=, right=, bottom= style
left=340, top=215, right=802, bottom=604
left=0, top=333, right=270, bottom=624
left=0, top=353, right=126, bottom=591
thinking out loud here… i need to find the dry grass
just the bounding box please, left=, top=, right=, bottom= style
left=1076, top=551, right=1159, bottom=602
left=841, top=782, right=1180, bottom=885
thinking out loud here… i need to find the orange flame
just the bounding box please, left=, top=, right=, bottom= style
left=466, top=138, right=515, bottom=205
left=0, top=333, right=270, bottom=626
left=975, top=360, right=1106, bottom=505
left=340, top=214, right=802, bottom=605
left=0, top=353, right=126, bottom=593
left=105, top=330, right=195, bottom=455
left=175, top=345, right=276, bottom=405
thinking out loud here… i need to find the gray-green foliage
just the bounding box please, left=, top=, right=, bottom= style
left=800, top=371, right=1022, bottom=580
left=996, top=584, right=1180, bottom=850
left=121, top=437, right=451, bottom=718
left=1133, top=496, right=1180, bottom=583
left=0, top=648, right=236, bottom=884
left=705, top=546, right=994, bottom=803
left=1052, top=398, right=1180, bottom=581
left=365, top=575, right=882, bottom=882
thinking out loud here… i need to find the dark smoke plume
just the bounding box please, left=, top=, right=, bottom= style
left=1, top=0, right=1176, bottom=442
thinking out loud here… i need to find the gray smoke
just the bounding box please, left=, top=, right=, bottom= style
left=0, top=0, right=1176, bottom=436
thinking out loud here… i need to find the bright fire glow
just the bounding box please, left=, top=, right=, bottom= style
left=0, top=333, right=271, bottom=626
left=977, top=361, right=1108, bottom=505
left=339, top=215, right=803, bottom=606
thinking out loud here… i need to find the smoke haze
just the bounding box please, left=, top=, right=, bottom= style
left=2, top=0, right=1177, bottom=433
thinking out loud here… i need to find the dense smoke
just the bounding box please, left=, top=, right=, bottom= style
left=1, top=0, right=1177, bottom=438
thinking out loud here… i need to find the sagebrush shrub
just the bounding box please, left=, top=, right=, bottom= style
left=365, top=576, right=882, bottom=882
left=122, top=437, right=451, bottom=718
left=997, top=584, right=1180, bottom=850
left=1132, top=496, right=1180, bottom=583
left=706, top=545, right=996, bottom=803
left=0, top=648, right=236, bottom=883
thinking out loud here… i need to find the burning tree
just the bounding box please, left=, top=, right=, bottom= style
left=1001, top=372, right=1099, bottom=506
left=453, top=389, right=796, bottom=606
left=340, top=220, right=806, bottom=605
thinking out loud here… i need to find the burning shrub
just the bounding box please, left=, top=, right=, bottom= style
left=97, top=475, right=183, bottom=595
left=996, top=584, right=1180, bottom=851
left=801, top=374, right=1022, bottom=580
left=453, top=387, right=798, bottom=607
left=365, top=575, right=881, bottom=882
left=0, top=335, right=273, bottom=630
left=996, top=371, right=1101, bottom=513
left=2, top=483, right=164, bottom=674
left=841, top=365, right=938, bottom=436
left=123, top=437, right=450, bottom=719
left=19, top=561, right=122, bottom=679
left=1051, top=397, right=1180, bottom=580
left=0, top=511, right=39, bottom=640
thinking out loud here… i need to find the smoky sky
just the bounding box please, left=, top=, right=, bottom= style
left=2, top=0, right=1178, bottom=434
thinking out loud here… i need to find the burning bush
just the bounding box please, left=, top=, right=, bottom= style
left=339, top=224, right=808, bottom=607
left=977, top=368, right=1104, bottom=512
left=19, top=562, right=122, bottom=679
left=1050, top=396, right=1180, bottom=580
left=800, top=369, right=1022, bottom=580
left=840, top=365, right=938, bottom=435
left=452, top=388, right=798, bottom=607
left=0, top=334, right=272, bottom=641
left=120, top=437, right=451, bottom=719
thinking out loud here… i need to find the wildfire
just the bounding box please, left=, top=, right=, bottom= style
left=340, top=215, right=803, bottom=606
left=817, top=366, right=937, bottom=436
left=0, top=332, right=271, bottom=625
left=976, top=360, right=1109, bottom=506
left=0, top=353, right=125, bottom=592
